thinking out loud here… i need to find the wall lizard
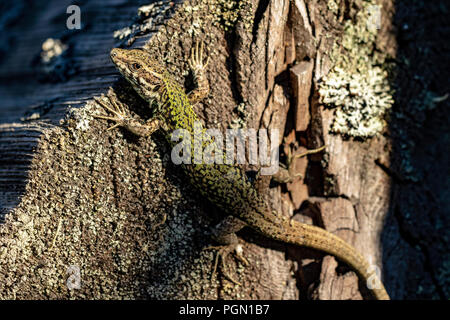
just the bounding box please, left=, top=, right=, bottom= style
left=93, top=42, right=390, bottom=300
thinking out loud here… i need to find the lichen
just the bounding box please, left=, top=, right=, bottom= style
left=230, top=102, right=250, bottom=129
left=37, top=38, right=76, bottom=82
left=208, top=0, right=253, bottom=31
left=327, top=0, right=339, bottom=15
left=183, top=0, right=253, bottom=32
left=40, top=38, right=67, bottom=63
left=318, top=0, right=394, bottom=138
left=113, top=1, right=174, bottom=46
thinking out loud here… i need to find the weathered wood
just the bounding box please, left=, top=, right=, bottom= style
left=5, top=0, right=441, bottom=300
left=289, top=61, right=313, bottom=131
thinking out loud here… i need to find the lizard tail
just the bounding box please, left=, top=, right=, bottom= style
left=269, top=220, right=390, bottom=300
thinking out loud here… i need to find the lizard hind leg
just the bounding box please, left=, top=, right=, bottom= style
left=206, top=216, right=249, bottom=285
left=272, top=144, right=326, bottom=184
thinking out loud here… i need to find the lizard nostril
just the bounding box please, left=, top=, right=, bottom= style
left=110, top=49, right=118, bottom=58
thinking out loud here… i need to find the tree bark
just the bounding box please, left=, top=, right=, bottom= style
left=3, top=0, right=444, bottom=300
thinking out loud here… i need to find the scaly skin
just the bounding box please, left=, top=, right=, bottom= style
left=94, top=42, right=390, bottom=300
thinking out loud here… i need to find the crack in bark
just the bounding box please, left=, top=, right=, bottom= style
left=251, top=0, right=271, bottom=44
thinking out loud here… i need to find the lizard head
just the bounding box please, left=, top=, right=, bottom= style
left=110, top=48, right=165, bottom=101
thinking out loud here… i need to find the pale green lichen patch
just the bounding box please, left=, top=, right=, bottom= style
left=208, top=0, right=253, bottom=31
left=230, top=102, right=250, bottom=129
left=113, top=1, right=174, bottom=46
left=327, top=0, right=339, bottom=15
left=318, top=0, right=394, bottom=138
left=41, top=38, right=67, bottom=63
left=183, top=0, right=253, bottom=32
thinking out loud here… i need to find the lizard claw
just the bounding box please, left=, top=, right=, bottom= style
left=93, top=89, right=131, bottom=130
left=186, top=40, right=211, bottom=105
left=94, top=88, right=162, bottom=137
left=206, top=244, right=248, bottom=286
left=189, top=40, right=209, bottom=72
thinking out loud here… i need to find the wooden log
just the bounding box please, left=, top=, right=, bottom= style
left=0, top=0, right=400, bottom=299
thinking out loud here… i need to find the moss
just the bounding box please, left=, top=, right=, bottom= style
left=318, top=0, right=394, bottom=138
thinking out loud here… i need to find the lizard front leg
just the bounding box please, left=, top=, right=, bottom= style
left=187, top=41, right=210, bottom=105
left=94, top=88, right=162, bottom=137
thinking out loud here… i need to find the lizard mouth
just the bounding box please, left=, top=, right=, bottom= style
left=110, top=48, right=124, bottom=66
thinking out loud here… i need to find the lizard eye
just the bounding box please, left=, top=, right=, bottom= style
left=131, top=63, right=141, bottom=70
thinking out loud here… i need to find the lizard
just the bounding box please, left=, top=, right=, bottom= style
left=93, top=41, right=390, bottom=300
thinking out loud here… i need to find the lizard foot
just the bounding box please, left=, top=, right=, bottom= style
left=93, top=88, right=161, bottom=137
left=189, top=40, right=209, bottom=73
left=273, top=144, right=326, bottom=183
left=187, top=40, right=211, bottom=105
left=93, top=88, right=132, bottom=131
left=206, top=244, right=249, bottom=286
